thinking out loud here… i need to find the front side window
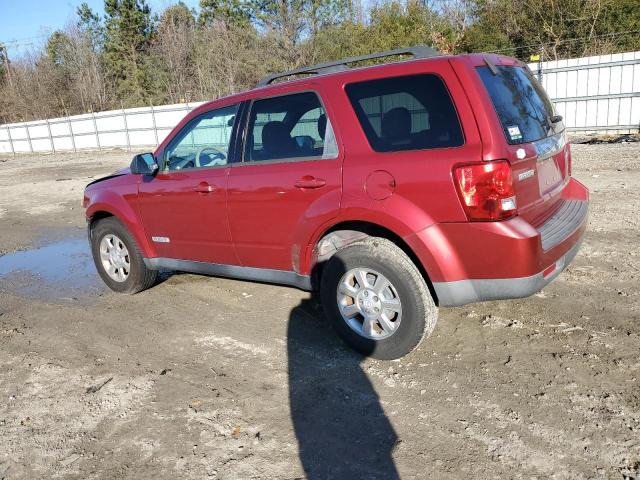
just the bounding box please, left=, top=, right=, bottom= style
left=345, top=74, right=464, bottom=152
left=244, top=92, right=338, bottom=163
left=164, top=104, right=238, bottom=171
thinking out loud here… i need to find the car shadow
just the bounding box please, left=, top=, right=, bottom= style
left=287, top=289, right=400, bottom=479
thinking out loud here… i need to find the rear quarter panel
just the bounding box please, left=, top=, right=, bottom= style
left=298, top=59, right=483, bottom=275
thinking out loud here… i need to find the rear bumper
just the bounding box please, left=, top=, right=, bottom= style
left=405, top=178, right=588, bottom=307
left=433, top=235, right=583, bottom=306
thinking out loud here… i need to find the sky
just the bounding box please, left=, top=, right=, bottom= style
left=0, top=0, right=200, bottom=58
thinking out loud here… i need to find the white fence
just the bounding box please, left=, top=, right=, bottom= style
left=0, top=102, right=205, bottom=155
left=1, top=50, right=639, bottom=155
left=529, top=50, right=640, bottom=133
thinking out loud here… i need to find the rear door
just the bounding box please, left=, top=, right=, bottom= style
left=137, top=104, right=240, bottom=264
left=227, top=89, right=342, bottom=272
left=476, top=64, right=569, bottom=224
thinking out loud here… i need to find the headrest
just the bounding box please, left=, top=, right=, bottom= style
left=381, top=107, right=411, bottom=141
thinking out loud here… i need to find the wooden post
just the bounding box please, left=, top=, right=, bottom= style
left=46, top=118, right=55, bottom=153
left=6, top=126, right=15, bottom=157
left=122, top=106, right=131, bottom=151
left=25, top=122, right=33, bottom=153
left=68, top=114, right=76, bottom=153
left=92, top=111, right=101, bottom=150
left=150, top=105, right=159, bottom=146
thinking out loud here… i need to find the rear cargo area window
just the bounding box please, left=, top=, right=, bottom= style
left=345, top=74, right=464, bottom=152
left=477, top=65, right=560, bottom=145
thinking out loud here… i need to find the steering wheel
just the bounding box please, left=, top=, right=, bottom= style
left=195, top=147, right=226, bottom=168
left=172, top=155, right=195, bottom=170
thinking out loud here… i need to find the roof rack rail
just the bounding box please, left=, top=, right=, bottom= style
left=256, top=45, right=440, bottom=87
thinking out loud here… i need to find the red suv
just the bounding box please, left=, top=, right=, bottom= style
left=84, top=46, right=588, bottom=359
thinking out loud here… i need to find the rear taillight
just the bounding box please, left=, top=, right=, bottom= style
left=453, top=160, right=517, bottom=221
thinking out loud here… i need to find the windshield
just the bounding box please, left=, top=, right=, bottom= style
left=477, top=65, right=561, bottom=145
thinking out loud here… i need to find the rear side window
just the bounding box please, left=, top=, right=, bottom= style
left=345, top=74, right=464, bottom=152
left=477, top=65, right=560, bottom=145
left=244, top=92, right=338, bottom=162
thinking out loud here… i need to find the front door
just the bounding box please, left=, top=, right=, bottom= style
left=227, top=91, right=342, bottom=272
left=137, top=104, right=240, bottom=265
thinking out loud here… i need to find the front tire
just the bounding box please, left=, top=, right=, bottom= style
left=90, top=217, right=157, bottom=294
left=320, top=237, right=438, bottom=360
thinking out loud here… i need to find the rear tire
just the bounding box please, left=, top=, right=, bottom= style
left=320, top=237, right=438, bottom=360
left=90, top=217, right=157, bottom=294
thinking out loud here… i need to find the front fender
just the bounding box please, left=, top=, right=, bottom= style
left=85, top=187, right=156, bottom=258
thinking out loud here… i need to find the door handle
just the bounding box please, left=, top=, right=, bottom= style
left=295, top=176, right=326, bottom=189
left=194, top=182, right=215, bottom=193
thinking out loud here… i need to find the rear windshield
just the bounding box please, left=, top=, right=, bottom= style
left=477, top=65, right=561, bottom=145
left=345, top=74, right=464, bottom=152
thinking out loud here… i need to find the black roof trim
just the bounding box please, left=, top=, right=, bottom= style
left=256, top=45, right=440, bottom=87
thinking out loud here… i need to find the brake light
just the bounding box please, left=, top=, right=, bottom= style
left=453, top=160, right=517, bottom=221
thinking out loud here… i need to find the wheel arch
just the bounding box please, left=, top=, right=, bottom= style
left=88, top=210, right=114, bottom=229
left=86, top=204, right=156, bottom=258
left=308, top=220, right=440, bottom=305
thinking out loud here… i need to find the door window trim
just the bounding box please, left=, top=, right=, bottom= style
left=160, top=102, right=242, bottom=172
left=237, top=89, right=340, bottom=167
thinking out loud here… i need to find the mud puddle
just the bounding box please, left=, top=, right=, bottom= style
left=0, top=237, right=105, bottom=302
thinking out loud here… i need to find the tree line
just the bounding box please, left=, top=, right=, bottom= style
left=0, top=0, right=638, bottom=123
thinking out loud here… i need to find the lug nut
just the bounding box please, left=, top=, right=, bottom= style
left=373, top=296, right=378, bottom=302
left=364, top=291, right=368, bottom=297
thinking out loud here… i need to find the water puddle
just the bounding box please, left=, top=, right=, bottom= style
left=0, top=237, right=105, bottom=302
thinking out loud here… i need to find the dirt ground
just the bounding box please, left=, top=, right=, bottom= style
left=0, top=144, right=638, bottom=480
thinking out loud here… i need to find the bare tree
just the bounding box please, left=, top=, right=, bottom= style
left=153, top=4, right=197, bottom=103
left=433, top=0, right=475, bottom=52
left=63, top=24, right=111, bottom=112
left=193, top=21, right=273, bottom=100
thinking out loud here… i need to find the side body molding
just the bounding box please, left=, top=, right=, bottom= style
left=144, top=258, right=312, bottom=290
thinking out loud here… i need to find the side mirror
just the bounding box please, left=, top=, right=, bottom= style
left=130, top=153, right=158, bottom=175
